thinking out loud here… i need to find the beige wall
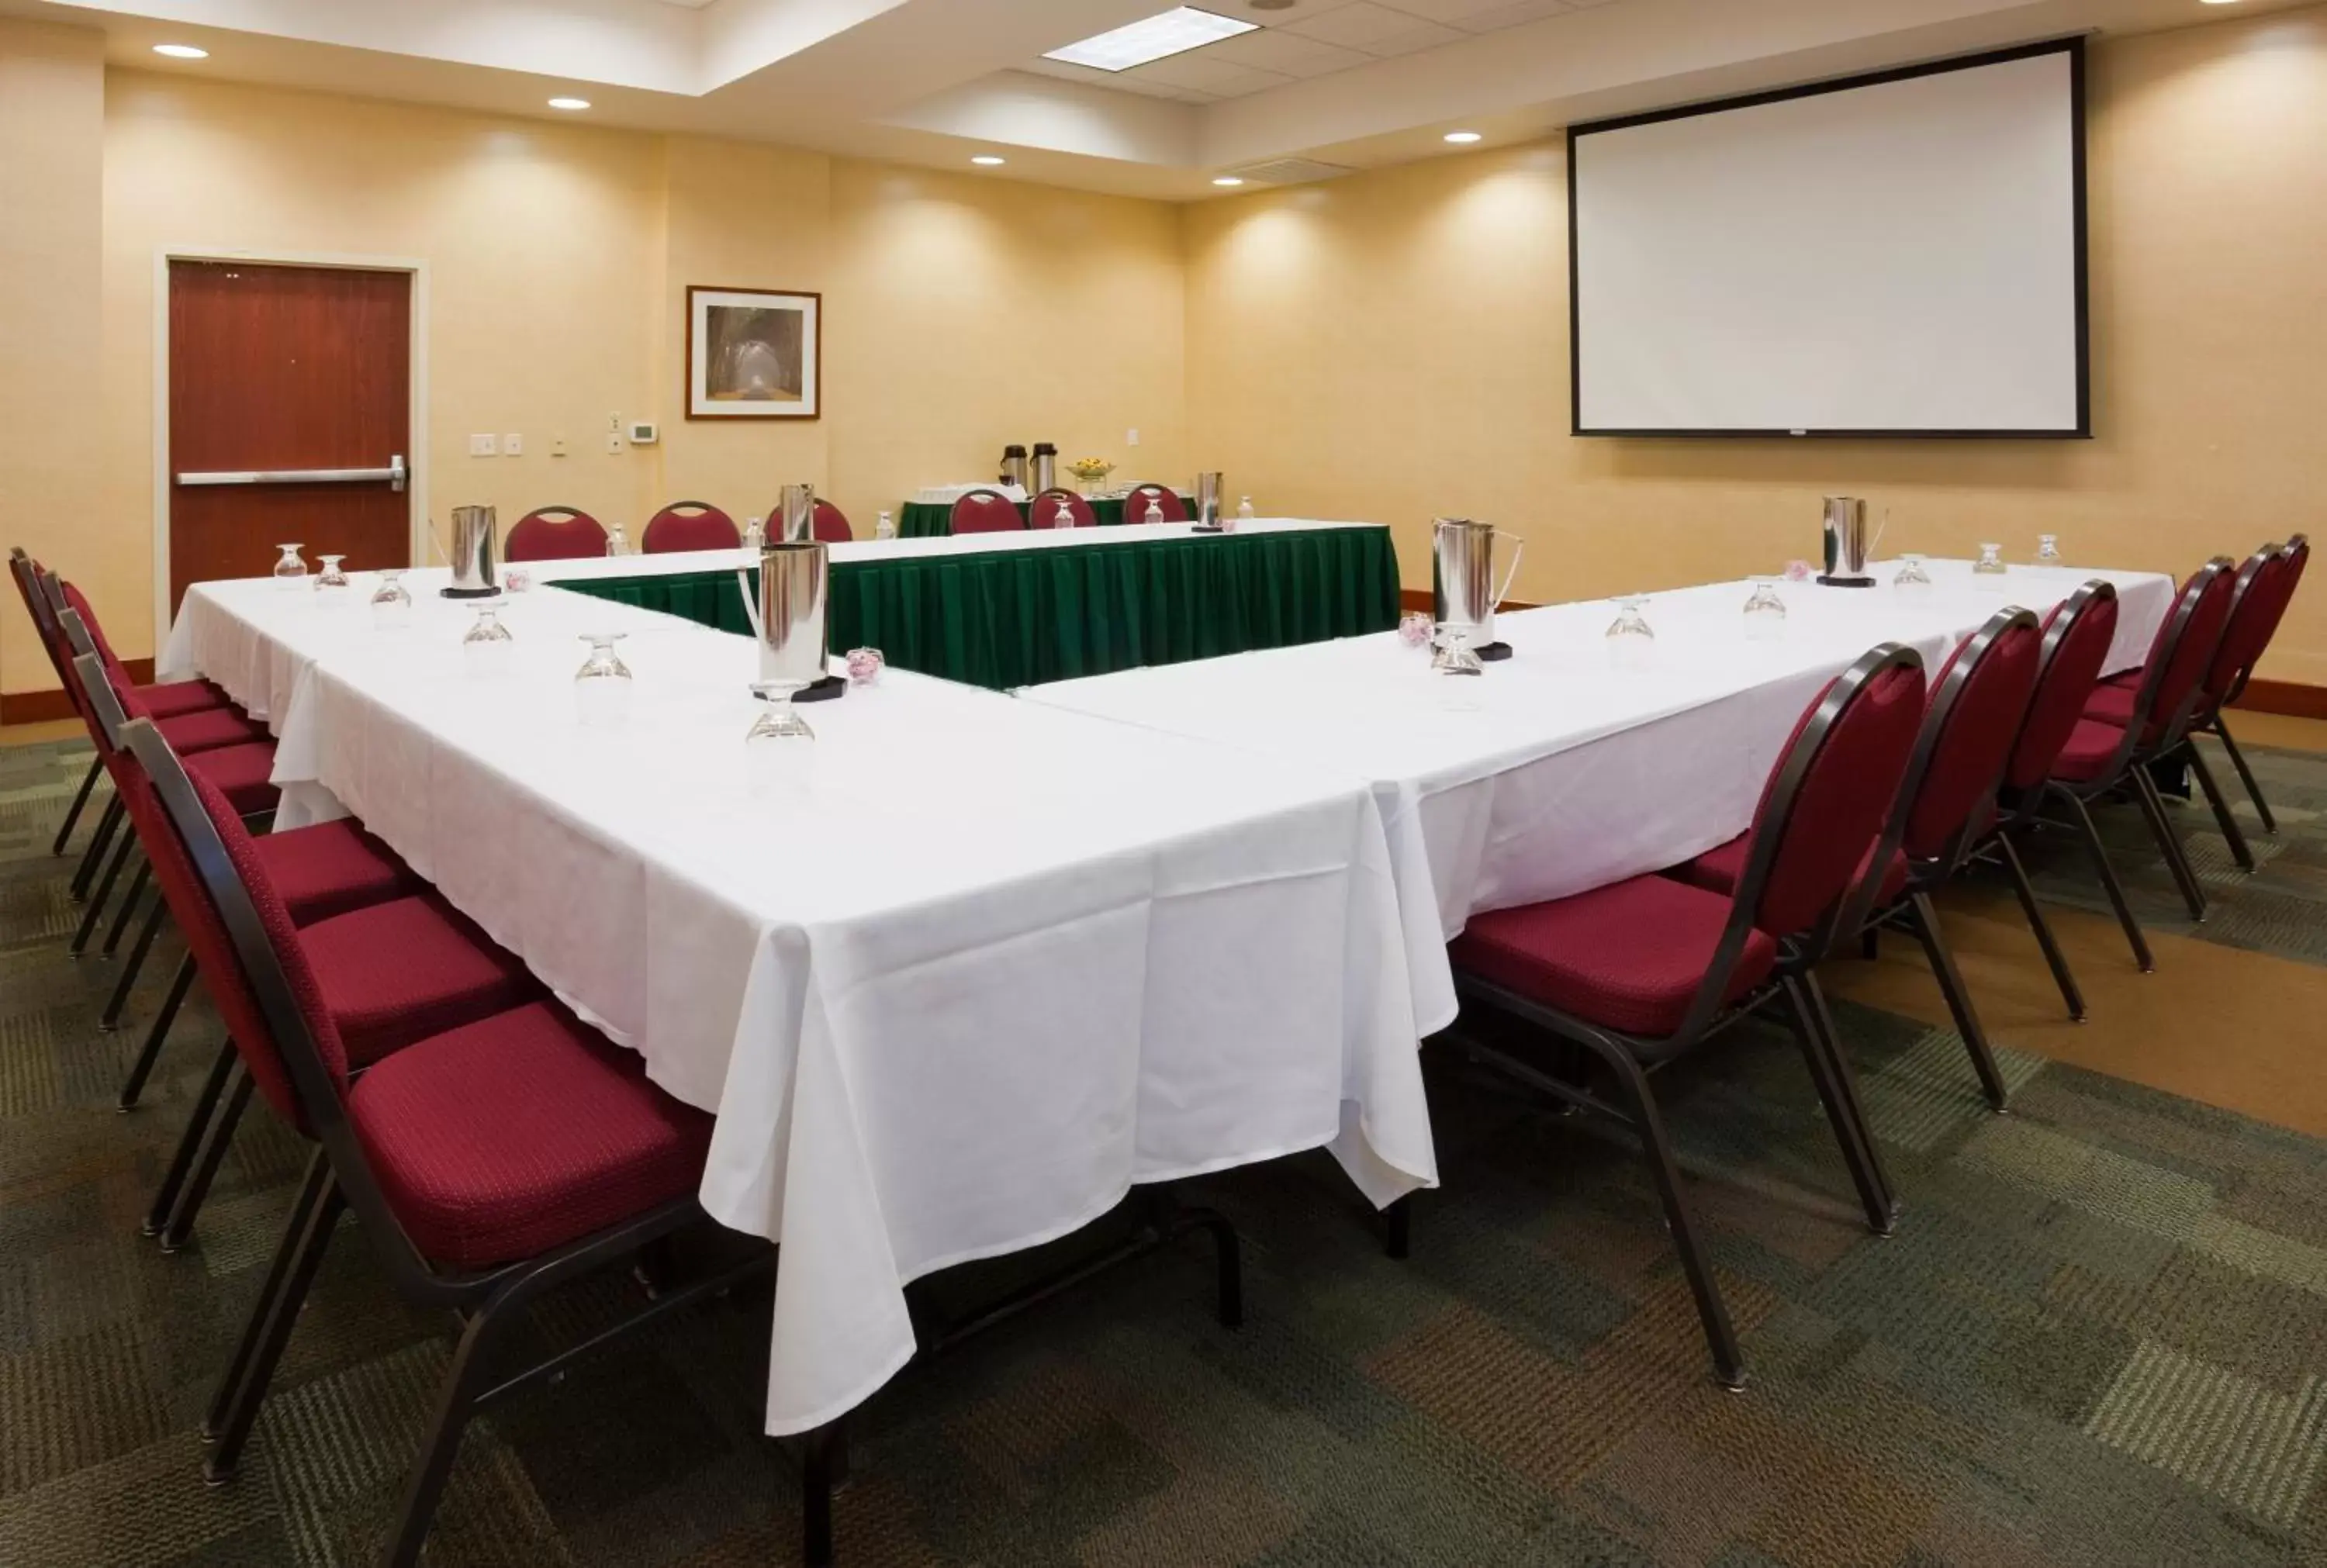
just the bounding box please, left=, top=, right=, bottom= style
left=1, top=21, right=106, bottom=692
left=2, top=63, right=1186, bottom=687
left=1182, top=7, right=2327, bottom=686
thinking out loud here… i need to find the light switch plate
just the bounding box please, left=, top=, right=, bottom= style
left=503, top=433, right=524, bottom=456
left=469, top=433, right=497, bottom=457
left=1126, top=428, right=1139, bottom=446
left=550, top=434, right=569, bottom=458
left=605, top=433, right=624, bottom=454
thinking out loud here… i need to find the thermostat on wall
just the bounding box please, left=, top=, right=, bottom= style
left=628, top=420, right=660, bottom=445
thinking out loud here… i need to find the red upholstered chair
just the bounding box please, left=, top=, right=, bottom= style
left=811, top=498, right=853, bottom=542
left=1031, top=488, right=1096, bottom=530
left=1450, top=644, right=1927, bottom=1388
left=641, top=500, right=741, bottom=554
left=2087, top=541, right=2301, bottom=868
left=505, top=505, right=611, bottom=562
left=122, top=718, right=771, bottom=1567
left=2045, top=557, right=2238, bottom=939
left=1672, top=610, right=2043, bottom=1110
left=71, top=651, right=415, bottom=1054
left=949, top=488, right=1025, bottom=534
left=78, top=658, right=513, bottom=1258
left=2200, top=534, right=2308, bottom=834
left=1122, top=483, right=1187, bottom=524
left=56, top=617, right=275, bottom=964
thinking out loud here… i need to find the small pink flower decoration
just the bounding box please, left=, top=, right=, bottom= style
left=845, top=647, right=885, bottom=684
left=503, top=569, right=533, bottom=594
left=1399, top=612, right=1433, bottom=648
left=1782, top=559, right=1814, bottom=582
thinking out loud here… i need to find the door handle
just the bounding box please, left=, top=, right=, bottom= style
left=177, top=457, right=408, bottom=489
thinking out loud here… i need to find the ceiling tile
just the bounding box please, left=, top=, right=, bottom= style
left=1199, top=29, right=1378, bottom=78
left=1197, top=0, right=1368, bottom=23
left=1383, top=0, right=1568, bottom=26
left=1278, top=2, right=1466, bottom=53
left=1449, top=0, right=1581, bottom=30
left=1123, top=55, right=1298, bottom=95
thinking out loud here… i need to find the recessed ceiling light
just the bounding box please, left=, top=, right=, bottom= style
left=1044, top=7, right=1257, bottom=73
left=1212, top=176, right=1245, bottom=187
left=971, top=155, right=1007, bottom=166
left=1444, top=131, right=1482, bottom=144
left=548, top=96, right=591, bottom=110
left=152, top=43, right=208, bottom=59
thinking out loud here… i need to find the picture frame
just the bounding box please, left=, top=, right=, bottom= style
left=685, top=285, right=821, bottom=420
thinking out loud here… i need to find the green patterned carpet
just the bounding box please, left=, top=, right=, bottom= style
left=2, top=735, right=2325, bottom=1566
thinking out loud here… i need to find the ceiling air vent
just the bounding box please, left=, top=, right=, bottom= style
left=1218, top=157, right=1356, bottom=187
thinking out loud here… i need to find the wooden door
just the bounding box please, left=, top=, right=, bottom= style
left=168, top=261, right=411, bottom=614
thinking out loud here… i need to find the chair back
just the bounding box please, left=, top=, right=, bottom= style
left=2218, top=534, right=2307, bottom=708
left=2002, top=580, right=2119, bottom=796
left=2128, top=558, right=2238, bottom=751
left=1897, top=609, right=2043, bottom=869
left=1735, top=644, right=1929, bottom=945
left=1030, top=489, right=1096, bottom=530
left=949, top=489, right=1024, bottom=534
left=809, top=499, right=852, bottom=543
left=1122, top=485, right=1187, bottom=523
left=94, top=694, right=301, bottom=1130
left=2192, top=545, right=2286, bottom=720
left=640, top=502, right=740, bottom=554
left=9, top=551, right=74, bottom=690
left=505, top=506, right=610, bottom=563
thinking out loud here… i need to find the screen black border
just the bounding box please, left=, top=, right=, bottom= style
left=1566, top=36, right=2090, bottom=440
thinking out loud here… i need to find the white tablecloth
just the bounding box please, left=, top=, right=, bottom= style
left=161, top=574, right=1437, bottom=1435
left=1029, top=560, right=2174, bottom=1034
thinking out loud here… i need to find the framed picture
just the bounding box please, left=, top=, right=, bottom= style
left=686, top=286, right=821, bottom=420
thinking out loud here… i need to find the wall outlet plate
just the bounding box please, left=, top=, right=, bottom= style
left=628, top=420, right=659, bottom=445
left=503, top=433, right=524, bottom=455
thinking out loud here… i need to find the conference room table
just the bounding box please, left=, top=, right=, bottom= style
left=1030, top=560, right=2176, bottom=1034
left=160, top=573, right=1440, bottom=1438
left=548, top=518, right=1402, bottom=690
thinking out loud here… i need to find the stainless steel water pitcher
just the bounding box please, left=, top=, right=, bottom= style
left=756, top=540, right=828, bottom=692
left=776, top=483, right=817, bottom=544
left=1032, top=444, right=1057, bottom=496
left=1194, top=471, right=1225, bottom=532
left=1820, top=496, right=1874, bottom=585
left=999, top=445, right=1029, bottom=492
left=1432, top=516, right=1525, bottom=649
left=444, top=505, right=498, bottom=598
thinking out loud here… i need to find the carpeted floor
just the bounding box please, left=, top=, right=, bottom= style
left=3, top=732, right=2325, bottom=1566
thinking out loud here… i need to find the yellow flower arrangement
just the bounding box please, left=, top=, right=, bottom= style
left=1067, top=457, right=1115, bottom=482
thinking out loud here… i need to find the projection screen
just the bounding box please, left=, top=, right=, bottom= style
left=1569, top=40, right=2087, bottom=438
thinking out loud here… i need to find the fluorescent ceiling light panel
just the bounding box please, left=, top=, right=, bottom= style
left=1044, top=8, right=1257, bottom=73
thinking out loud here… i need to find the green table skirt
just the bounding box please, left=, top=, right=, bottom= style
left=553, top=526, right=1401, bottom=691
left=900, top=495, right=1170, bottom=537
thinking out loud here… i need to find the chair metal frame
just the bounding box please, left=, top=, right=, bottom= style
left=1121, top=483, right=1188, bottom=524
left=640, top=499, right=741, bottom=554
left=2202, top=534, right=2307, bottom=836
left=125, top=717, right=774, bottom=1568
left=1450, top=644, right=1925, bottom=1390
left=1849, top=608, right=2042, bottom=1110
left=1029, top=488, right=1096, bottom=530
left=2035, top=556, right=2237, bottom=950
left=11, top=552, right=117, bottom=877
left=947, top=487, right=1025, bottom=534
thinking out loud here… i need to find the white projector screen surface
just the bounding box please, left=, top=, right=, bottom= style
left=1571, top=44, right=2085, bottom=437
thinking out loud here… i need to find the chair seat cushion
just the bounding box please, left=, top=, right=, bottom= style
left=301, top=895, right=539, bottom=1067
left=253, top=820, right=417, bottom=927
left=185, top=742, right=281, bottom=816
left=2083, top=680, right=2138, bottom=727
left=2050, top=717, right=2129, bottom=784
left=348, top=1001, right=713, bottom=1270
left=133, top=679, right=233, bottom=720
left=2101, top=668, right=2142, bottom=693
left=1668, top=834, right=1910, bottom=909
left=157, top=706, right=271, bottom=754
left=1450, top=874, right=1778, bottom=1039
